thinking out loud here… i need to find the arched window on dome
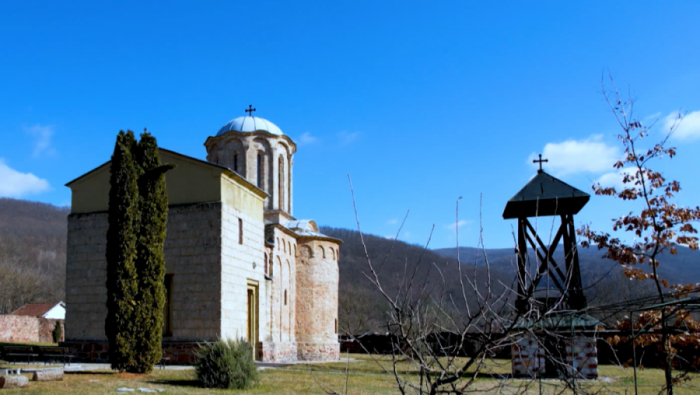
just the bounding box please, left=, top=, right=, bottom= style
left=233, top=152, right=239, bottom=173
left=287, top=156, right=292, bottom=214
left=278, top=155, right=285, bottom=211
left=257, top=153, right=263, bottom=189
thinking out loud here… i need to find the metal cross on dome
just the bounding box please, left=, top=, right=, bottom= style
left=533, top=154, right=548, bottom=172
left=245, top=104, right=256, bottom=116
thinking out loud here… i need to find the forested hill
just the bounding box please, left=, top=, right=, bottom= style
left=0, top=198, right=69, bottom=314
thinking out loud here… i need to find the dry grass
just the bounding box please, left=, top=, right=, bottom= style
left=0, top=354, right=698, bottom=394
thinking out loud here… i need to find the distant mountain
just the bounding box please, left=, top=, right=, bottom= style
left=433, top=245, right=700, bottom=287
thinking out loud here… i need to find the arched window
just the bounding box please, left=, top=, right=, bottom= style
left=287, top=156, right=292, bottom=213
left=257, top=153, right=263, bottom=188
left=233, top=152, right=239, bottom=173
left=278, top=155, right=285, bottom=210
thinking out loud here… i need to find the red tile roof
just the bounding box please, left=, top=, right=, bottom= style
left=11, top=302, right=62, bottom=317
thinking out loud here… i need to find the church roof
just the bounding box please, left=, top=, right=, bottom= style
left=502, top=170, right=590, bottom=219
left=216, top=116, right=283, bottom=137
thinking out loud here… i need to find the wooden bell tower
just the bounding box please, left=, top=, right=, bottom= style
left=502, top=159, right=590, bottom=314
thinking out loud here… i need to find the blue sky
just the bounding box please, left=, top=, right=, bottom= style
left=1, top=1, right=699, bottom=249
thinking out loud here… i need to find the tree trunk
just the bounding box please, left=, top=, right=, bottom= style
left=662, top=312, right=673, bottom=395
left=0, top=375, right=29, bottom=388
left=32, top=369, right=64, bottom=381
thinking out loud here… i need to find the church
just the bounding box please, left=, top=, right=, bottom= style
left=63, top=108, right=342, bottom=363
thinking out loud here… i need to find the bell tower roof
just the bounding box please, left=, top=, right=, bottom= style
left=502, top=170, right=590, bottom=219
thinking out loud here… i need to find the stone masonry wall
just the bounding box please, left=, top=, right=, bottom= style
left=65, top=202, right=223, bottom=343
left=220, top=198, right=267, bottom=341
left=65, top=212, right=110, bottom=341
left=61, top=341, right=201, bottom=364
left=511, top=333, right=545, bottom=378
left=163, top=202, right=223, bottom=341
left=565, top=337, right=598, bottom=379
left=0, top=315, right=39, bottom=343
left=262, top=227, right=298, bottom=362
left=511, top=334, right=598, bottom=379
left=295, top=239, right=340, bottom=361
left=0, top=316, right=63, bottom=343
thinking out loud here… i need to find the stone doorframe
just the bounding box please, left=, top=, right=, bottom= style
left=247, top=279, right=259, bottom=360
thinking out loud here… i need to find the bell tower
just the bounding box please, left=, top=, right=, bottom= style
left=502, top=158, right=590, bottom=313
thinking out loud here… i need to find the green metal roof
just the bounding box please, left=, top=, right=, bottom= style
left=502, top=170, right=590, bottom=219
left=512, top=313, right=604, bottom=331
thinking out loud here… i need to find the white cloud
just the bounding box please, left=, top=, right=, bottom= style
left=665, top=110, right=700, bottom=141
left=337, top=131, right=359, bottom=145
left=386, top=219, right=398, bottom=225
left=644, top=112, right=662, bottom=122
left=444, top=220, right=469, bottom=230
left=0, top=159, right=50, bottom=197
left=24, top=124, right=56, bottom=157
left=530, top=135, right=619, bottom=176
left=596, top=166, right=637, bottom=190
left=297, top=131, right=317, bottom=145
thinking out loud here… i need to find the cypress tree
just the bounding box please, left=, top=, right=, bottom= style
left=132, top=132, right=175, bottom=373
left=105, top=130, right=140, bottom=372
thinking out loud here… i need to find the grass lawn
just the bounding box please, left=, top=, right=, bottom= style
left=0, top=355, right=698, bottom=394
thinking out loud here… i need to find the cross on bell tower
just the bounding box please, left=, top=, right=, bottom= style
left=533, top=154, right=548, bottom=172
left=245, top=104, right=256, bottom=116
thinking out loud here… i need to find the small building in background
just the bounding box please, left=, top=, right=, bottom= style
left=12, top=301, right=66, bottom=320
left=0, top=301, right=65, bottom=343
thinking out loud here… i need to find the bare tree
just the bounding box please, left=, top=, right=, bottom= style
left=579, top=74, right=700, bottom=395
left=338, top=182, right=581, bottom=395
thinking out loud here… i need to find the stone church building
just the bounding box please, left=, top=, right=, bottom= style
left=64, top=111, right=342, bottom=363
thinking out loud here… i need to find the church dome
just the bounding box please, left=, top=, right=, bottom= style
left=216, top=116, right=283, bottom=137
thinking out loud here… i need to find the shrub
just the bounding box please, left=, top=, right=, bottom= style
left=194, top=338, right=259, bottom=389
left=52, top=321, right=62, bottom=343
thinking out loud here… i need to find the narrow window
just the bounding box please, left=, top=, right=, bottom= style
left=284, top=289, right=287, bottom=305
left=233, top=153, right=239, bottom=172
left=278, top=155, right=284, bottom=210
left=163, top=274, right=174, bottom=337
left=257, top=153, right=263, bottom=188
left=238, top=218, right=243, bottom=244
left=264, top=253, right=268, bottom=274
left=288, top=156, right=291, bottom=212
left=335, top=319, right=338, bottom=334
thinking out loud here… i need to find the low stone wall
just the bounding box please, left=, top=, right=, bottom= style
left=298, top=342, right=339, bottom=361
left=60, top=341, right=202, bottom=364
left=261, top=341, right=297, bottom=363
left=0, top=315, right=63, bottom=343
